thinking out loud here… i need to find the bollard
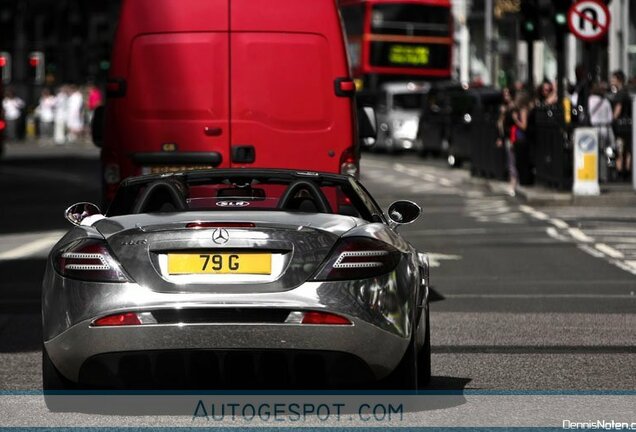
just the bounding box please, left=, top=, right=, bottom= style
left=573, top=127, right=600, bottom=196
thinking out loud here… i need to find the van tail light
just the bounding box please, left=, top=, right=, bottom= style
left=312, top=237, right=401, bottom=281
left=340, top=147, right=359, bottom=177
left=0, top=120, right=5, bottom=131
left=55, top=239, right=131, bottom=282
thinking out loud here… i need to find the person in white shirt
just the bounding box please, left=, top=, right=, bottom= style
left=36, top=88, right=56, bottom=144
left=588, top=82, right=614, bottom=137
left=588, top=82, right=615, bottom=181
left=2, top=88, right=25, bottom=141
left=54, top=85, right=69, bottom=145
left=66, top=84, right=84, bottom=143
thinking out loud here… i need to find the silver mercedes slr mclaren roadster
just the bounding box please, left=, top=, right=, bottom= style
left=42, top=169, right=430, bottom=390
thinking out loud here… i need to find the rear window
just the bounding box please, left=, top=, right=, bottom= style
left=392, top=93, right=425, bottom=110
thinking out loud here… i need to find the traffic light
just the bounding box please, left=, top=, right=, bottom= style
left=0, top=51, right=10, bottom=84
left=553, top=0, right=571, bottom=30
left=520, top=0, right=540, bottom=40
left=28, top=51, right=45, bottom=85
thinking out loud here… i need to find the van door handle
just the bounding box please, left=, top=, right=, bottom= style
left=204, top=126, right=223, bottom=137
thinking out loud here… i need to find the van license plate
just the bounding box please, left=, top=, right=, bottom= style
left=142, top=165, right=213, bottom=175
left=167, top=253, right=271, bottom=275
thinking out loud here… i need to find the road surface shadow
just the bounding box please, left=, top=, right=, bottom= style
left=0, top=258, right=44, bottom=352
left=0, top=156, right=101, bottom=235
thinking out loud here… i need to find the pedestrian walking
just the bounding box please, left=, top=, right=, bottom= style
left=588, top=82, right=615, bottom=182
left=54, top=85, right=69, bottom=145
left=511, top=90, right=533, bottom=186
left=87, top=82, right=103, bottom=122
left=36, top=88, right=56, bottom=144
left=66, top=85, right=84, bottom=143
left=2, top=88, right=25, bottom=141
left=571, top=64, right=592, bottom=126
left=497, top=87, right=518, bottom=196
left=610, top=70, right=632, bottom=180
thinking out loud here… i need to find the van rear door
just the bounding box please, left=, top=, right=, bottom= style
left=229, top=0, right=355, bottom=172
left=111, top=0, right=230, bottom=175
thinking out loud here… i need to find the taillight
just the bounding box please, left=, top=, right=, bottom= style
left=186, top=222, right=256, bottom=229
left=93, top=312, right=141, bottom=326
left=0, top=120, right=5, bottom=131
left=312, top=237, right=401, bottom=281
left=339, top=147, right=359, bottom=177
left=284, top=311, right=352, bottom=325
left=92, top=312, right=157, bottom=327
left=54, top=239, right=131, bottom=282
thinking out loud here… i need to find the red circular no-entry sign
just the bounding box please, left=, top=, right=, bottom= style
left=567, top=0, right=611, bottom=42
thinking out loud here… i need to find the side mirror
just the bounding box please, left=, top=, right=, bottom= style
left=358, top=105, right=377, bottom=139
left=387, top=200, right=421, bottom=226
left=65, top=202, right=102, bottom=226
left=91, top=105, right=104, bottom=148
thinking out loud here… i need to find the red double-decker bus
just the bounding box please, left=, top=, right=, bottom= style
left=339, top=0, right=453, bottom=96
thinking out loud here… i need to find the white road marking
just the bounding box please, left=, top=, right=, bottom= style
left=568, top=228, right=594, bottom=243
left=578, top=244, right=606, bottom=258
left=611, top=260, right=636, bottom=276
left=546, top=227, right=570, bottom=242
left=0, top=236, right=60, bottom=260
left=0, top=230, right=65, bottom=260
left=614, top=244, right=636, bottom=250
left=595, top=243, right=625, bottom=259
left=427, top=253, right=462, bottom=268
left=549, top=218, right=570, bottom=229
left=519, top=205, right=549, bottom=220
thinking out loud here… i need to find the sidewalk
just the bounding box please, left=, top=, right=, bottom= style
left=468, top=175, right=636, bottom=207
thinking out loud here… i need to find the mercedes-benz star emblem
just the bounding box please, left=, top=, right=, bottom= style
left=212, top=228, right=230, bottom=245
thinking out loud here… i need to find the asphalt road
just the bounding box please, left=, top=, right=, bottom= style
left=0, top=145, right=634, bottom=425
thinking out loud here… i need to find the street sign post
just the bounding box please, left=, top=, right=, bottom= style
left=567, top=0, right=610, bottom=42
left=573, top=127, right=600, bottom=196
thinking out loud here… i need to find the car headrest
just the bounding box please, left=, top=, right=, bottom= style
left=132, top=180, right=187, bottom=214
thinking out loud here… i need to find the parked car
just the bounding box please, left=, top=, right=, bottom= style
left=373, top=82, right=430, bottom=153
left=42, top=169, right=431, bottom=393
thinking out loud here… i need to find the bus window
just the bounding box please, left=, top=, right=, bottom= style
left=371, top=4, right=451, bottom=36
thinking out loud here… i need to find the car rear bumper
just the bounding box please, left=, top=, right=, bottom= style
left=43, top=269, right=417, bottom=384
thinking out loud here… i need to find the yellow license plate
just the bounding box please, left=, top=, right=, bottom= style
left=167, top=253, right=271, bottom=275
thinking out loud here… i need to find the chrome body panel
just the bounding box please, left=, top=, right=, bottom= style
left=43, top=266, right=419, bottom=381
left=43, top=208, right=429, bottom=385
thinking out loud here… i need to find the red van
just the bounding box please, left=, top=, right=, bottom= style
left=97, top=0, right=370, bottom=201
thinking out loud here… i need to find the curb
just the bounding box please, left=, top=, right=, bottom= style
left=464, top=176, right=636, bottom=207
